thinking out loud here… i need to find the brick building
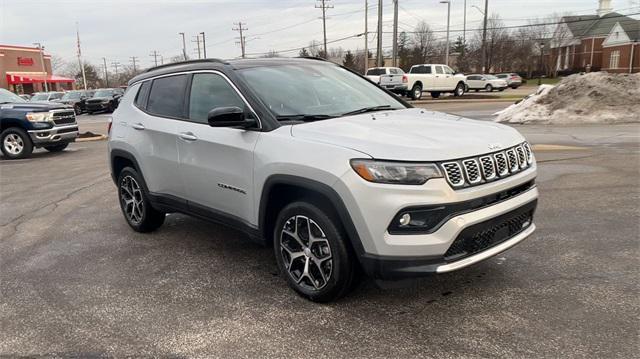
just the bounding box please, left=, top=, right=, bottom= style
left=549, top=0, right=639, bottom=73
left=0, top=44, right=75, bottom=94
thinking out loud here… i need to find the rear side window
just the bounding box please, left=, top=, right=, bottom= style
left=147, top=75, right=188, bottom=118
left=135, top=81, right=151, bottom=109
left=188, top=73, right=245, bottom=124
left=366, top=68, right=386, bottom=76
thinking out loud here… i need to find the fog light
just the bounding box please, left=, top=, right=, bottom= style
left=399, top=213, right=411, bottom=226
left=522, top=219, right=531, bottom=229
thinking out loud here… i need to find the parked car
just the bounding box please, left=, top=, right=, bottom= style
left=109, top=58, right=538, bottom=302
left=404, top=64, right=466, bottom=100
left=0, top=89, right=78, bottom=159
left=18, top=94, right=31, bottom=101
left=365, top=67, right=404, bottom=83
left=30, top=91, right=65, bottom=103
left=496, top=73, right=523, bottom=89
left=465, top=74, right=508, bottom=92
left=85, top=88, right=123, bottom=114
left=54, top=90, right=95, bottom=115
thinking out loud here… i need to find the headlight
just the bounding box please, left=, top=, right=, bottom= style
left=350, top=159, right=443, bottom=185
left=25, top=112, right=52, bottom=122
left=102, top=99, right=110, bottom=103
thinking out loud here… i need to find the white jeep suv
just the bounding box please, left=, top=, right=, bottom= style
left=108, top=58, right=538, bottom=302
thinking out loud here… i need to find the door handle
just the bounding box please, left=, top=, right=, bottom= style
left=179, top=132, right=198, bottom=141
left=131, top=123, right=145, bottom=130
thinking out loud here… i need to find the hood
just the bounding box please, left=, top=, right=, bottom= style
left=88, top=96, right=111, bottom=101
left=1, top=102, right=70, bottom=112
left=290, top=108, right=524, bottom=161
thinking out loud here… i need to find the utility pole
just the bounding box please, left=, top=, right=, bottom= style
left=200, top=32, right=207, bottom=59
left=102, top=57, right=109, bottom=87
left=33, top=42, right=48, bottom=92
left=364, top=0, right=368, bottom=73
left=376, top=0, right=383, bottom=67
left=160, top=55, right=164, bottom=65
left=233, top=22, right=248, bottom=58
left=392, top=0, right=398, bottom=67
left=315, top=0, right=333, bottom=58
left=192, top=35, right=202, bottom=59
left=111, top=61, right=121, bottom=86
left=75, top=23, right=87, bottom=90
left=178, top=32, right=188, bottom=61
left=149, top=51, right=160, bottom=67
left=462, top=0, right=467, bottom=57
left=129, top=56, right=139, bottom=73
left=481, top=0, right=488, bottom=73
left=440, top=0, right=451, bottom=66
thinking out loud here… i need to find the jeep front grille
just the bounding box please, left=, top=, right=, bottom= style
left=440, top=142, right=533, bottom=189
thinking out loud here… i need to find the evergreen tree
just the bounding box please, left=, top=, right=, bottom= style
left=343, top=50, right=356, bottom=70
left=299, top=47, right=310, bottom=57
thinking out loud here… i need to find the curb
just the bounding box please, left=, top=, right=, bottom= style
left=77, top=134, right=107, bottom=142
left=410, top=98, right=521, bottom=104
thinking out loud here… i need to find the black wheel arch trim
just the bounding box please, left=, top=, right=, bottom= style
left=259, top=174, right=367, bottom=259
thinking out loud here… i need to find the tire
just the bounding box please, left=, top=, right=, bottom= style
left=1, top=127, right=33, bottom=159
left=453, top=82, right=465, bottom=97
left=73, top=104, right=81, bottom=115
left=87, top=111, right=94, bottom=115
left=273, top=201, right=356, bottom=302
left=485, top=84, right=494, bottom=92
left=474, top=89, right=479, bottom=92
left=44, top=143, right=68, bottom=152
left=498, top=88, right=505, bottom=92
left=430, top=92, right=440, bottom=99
left=117, top=167, right=165, bottom=233
left=410, top=84, right=423, bottom=100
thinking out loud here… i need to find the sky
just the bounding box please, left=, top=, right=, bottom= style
left=1, top=0, right=639, bottom=72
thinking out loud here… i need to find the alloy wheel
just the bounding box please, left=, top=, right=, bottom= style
left=280, top=215, right=333, bottom=291
left=120, top=175, right=144, bottom=225
left=3, top=134, right=24, bottom=155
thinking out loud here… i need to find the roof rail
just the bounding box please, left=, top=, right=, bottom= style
left=297, top=56, right=329, bottom=62
left=144, top=58, right=227, bottom=73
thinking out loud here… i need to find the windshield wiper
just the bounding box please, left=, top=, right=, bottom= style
left=276, top=114, right=334, bottom=122
left=340, top=105, right=394, bottom=117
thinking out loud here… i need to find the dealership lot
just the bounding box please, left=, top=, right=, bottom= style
left=1, top=109, right=638, bottom=357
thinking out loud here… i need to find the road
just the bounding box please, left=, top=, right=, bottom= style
left=1, top=108, right=639, bottom=357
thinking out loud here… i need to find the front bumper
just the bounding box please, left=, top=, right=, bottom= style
left=334, top=165, right=538, bottom=279
left=86, top=102, right=110, bottom=111
left=28, top=125, right=78, bottom=146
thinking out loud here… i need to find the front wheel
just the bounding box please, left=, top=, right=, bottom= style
left=117, top=167, right=165, bottom=232
left=1, top=127, right=33, bottom=159
left=274, top=201, right=356, bottom=302
left=453, top=82, right=465, bottom=97
left=44, top=143, right=68, bottom=152
left=485, top=84, right=494, bottom=92
left=410, top=84, right=423, bottom=100
left=73, top=104, right=82, bottom=115
left=430, top=92, right=441, bottom=99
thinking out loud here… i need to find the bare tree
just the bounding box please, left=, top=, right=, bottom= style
left=50, top=55, right=66, bottom=74
left=411, top=21, right=437, bottom=64
left=261, top=50, right=280, bottom=58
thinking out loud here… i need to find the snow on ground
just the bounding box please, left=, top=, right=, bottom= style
left=495, top=72, right=640, bottom=124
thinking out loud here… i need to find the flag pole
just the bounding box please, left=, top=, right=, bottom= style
left=76, top=22, right=88, bottom=90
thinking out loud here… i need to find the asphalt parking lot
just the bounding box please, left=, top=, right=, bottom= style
left=1, top=108, right=639, bottom=357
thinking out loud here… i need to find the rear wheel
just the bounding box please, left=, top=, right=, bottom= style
left=485, top=84, right=494, bottom=92
left=430, top=92, right=441, bottom=99
left=410, top=84, right=423, bottom=100
left=1, top=127, right=33, bottom=159
left=117, top=167, right=165, bottom=232
left=274, top=201, right=356, bottom=302
left=44, top=143, right=68, bottom=152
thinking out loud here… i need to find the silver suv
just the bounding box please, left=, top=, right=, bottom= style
left=109, top=58, right=538, bottom=302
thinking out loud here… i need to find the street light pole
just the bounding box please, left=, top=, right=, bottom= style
left=364, top=0, right=368, bottom=73
left=481, top=0, right=488, bottom=73
left=440, top=0, right=451, bottom=66
left=376, top=0, right=383, bottom=67
left=462, top=0, right=467, bottom=56
left=33, top=43, right=48, bottom=92
left=179, top=32, right=187, bottom=61
left=538, top=43, right=545, bottom=86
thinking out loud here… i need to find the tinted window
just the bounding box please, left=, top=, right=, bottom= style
left=50, top=93, right=64, bottom=100
left=188, top=73, right=245, bottom=123
left=444, top=66, right=454, bottom=75
left=147, top=75, right=188, bottom=118
left=435, top=66, right=444, bottom=74
left=497, top=74, right=507, bottom=78
left=366, top=68, right=386, bottom=76
left=135, top=81, right=151, bottom=109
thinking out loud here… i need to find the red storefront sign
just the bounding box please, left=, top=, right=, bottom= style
left=17, top=57, right=34, bottom=66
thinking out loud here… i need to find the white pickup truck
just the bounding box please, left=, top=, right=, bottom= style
left=404, top=64, right=467, bottom=100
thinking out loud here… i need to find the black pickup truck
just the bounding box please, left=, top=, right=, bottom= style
left=0, top=89, right=78, bottom=159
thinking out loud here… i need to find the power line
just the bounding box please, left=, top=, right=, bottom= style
left=245, top=33, right=363, bottom=57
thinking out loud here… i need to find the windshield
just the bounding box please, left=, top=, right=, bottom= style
left=94, top=90, right=114, bottom=97
left=62, top=91, right=82, bottom=100
left=366, top=68, right=386, bottom=76
left=30, top=93, right=50, bottom=101
left=485, top=75, right=498, bottom=80
left=238, top=64, right=405, bottom=119
left=0, top=89, right=27, bottom=103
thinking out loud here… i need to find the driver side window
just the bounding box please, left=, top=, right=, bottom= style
left=189, top=73, right=245, bottom=124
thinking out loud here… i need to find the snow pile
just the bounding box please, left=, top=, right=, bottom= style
left=495, top=72, right=640, bottom=124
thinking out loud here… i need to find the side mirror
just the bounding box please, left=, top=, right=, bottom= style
left=207, top=106, right=257, bottom=129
